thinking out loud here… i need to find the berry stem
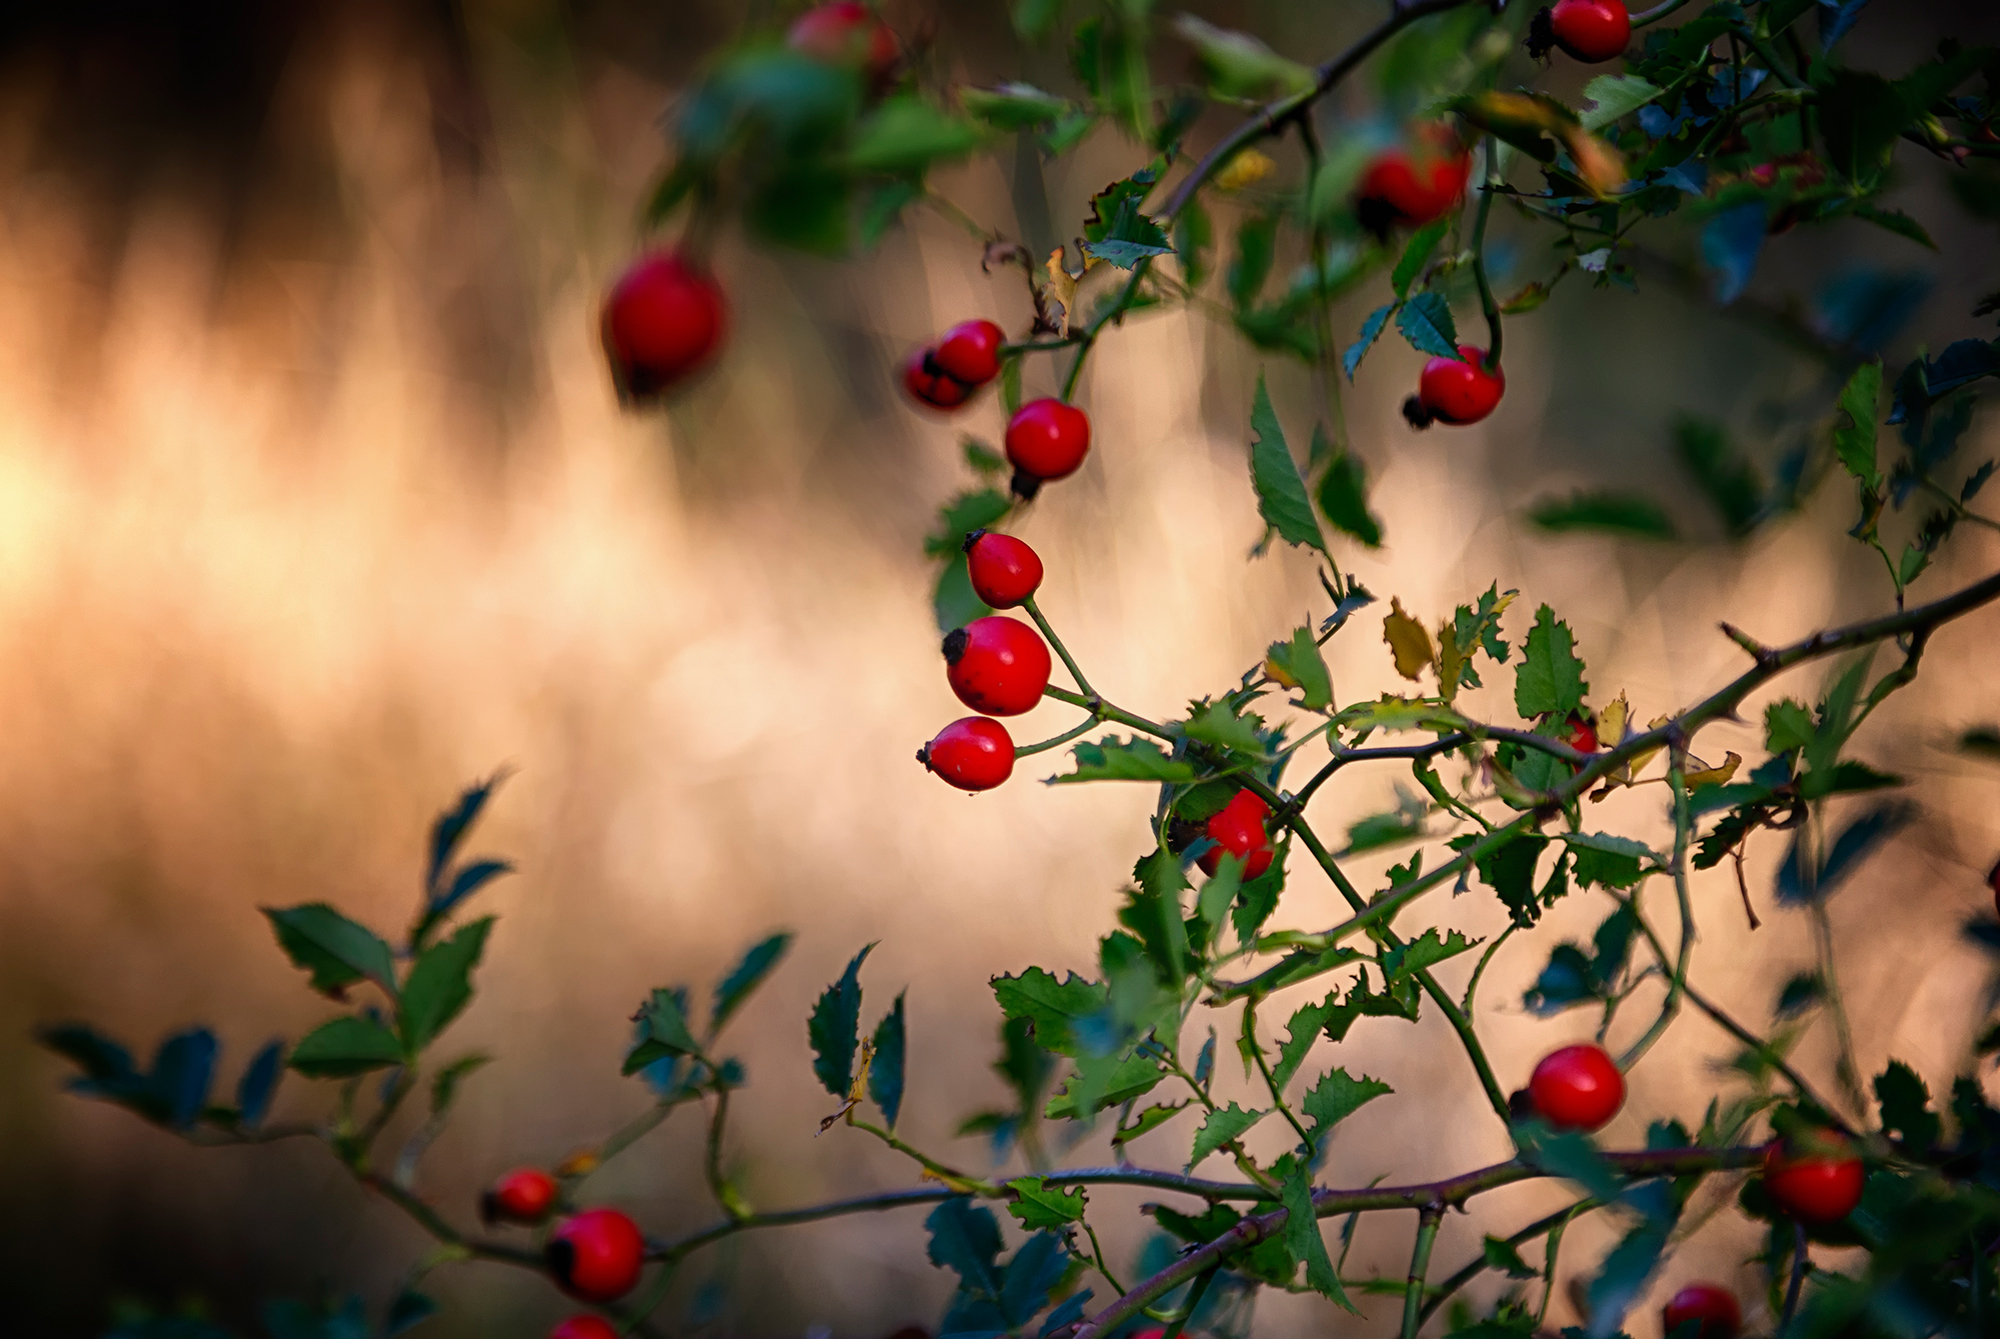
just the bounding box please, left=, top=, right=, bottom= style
left=1015, top=716, right=1104, bottom=758
left=1470, top=136, right=1504, bottom=374
left=1023, top=594, right=1095, bottom=696
left=1617, top=748, right=1695, bottom=1069
left=1041, top=683, right=1174, bottom=739
left=1630, top=0, right=1695, bottom=26
left=1417, top=1198, right=1596, bottom=1325
left=1400, top=1204, right=1443, bottom=1339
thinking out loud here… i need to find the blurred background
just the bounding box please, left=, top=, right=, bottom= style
left=4, top=1, right=2000, bottom=1334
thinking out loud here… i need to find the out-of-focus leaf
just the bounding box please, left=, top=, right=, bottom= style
left=1383, top=598, right=1436, bottom=681
left=713, top=933, right=793, bottom=1035
left=961, top=83, right=1069, bottom=130
left=926, top=1195, right=1004, bottom=1295
left=265, top=904, right=398, bottom=999
left=1675, top=416, right=1764, bottom=537
left=235, top=1040, right=284, bottom=1128
left=848, top=97, right=980, bottom=174
left=287, top=1016, right=404, bottom=1079
left=1316, top=439, right=1385, bottom=548
left=399, top=917, right=493, bottom=1053
left=1529, top=492, right=1676, bottom=539
left=1584, top=1218, right=1669, bottom=1338
left=993, top=968, right=1109, bottom=1059
left=1171, top=16, right=1314, bottom=100
left=1344, top=303, right=1394, bottom=379
left=1580, top=74, right=1664, bottom=132
left=1702, top=203, right=1767, bottom=305
left=1392, top=219, right=1451, bottom=299
left=1874, top=1059, right=1940, bottom=1150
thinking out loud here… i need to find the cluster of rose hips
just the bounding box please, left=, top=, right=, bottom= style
left=1517, top=1039, right=1861, bottom=1337
left=917, top=531, right=1049, bottom=791
left=903, top=320, right=1092, bottom=500
left=480, top=1167, right=647, bottom=1333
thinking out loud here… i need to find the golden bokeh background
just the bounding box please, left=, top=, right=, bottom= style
left=4, top=2, right=2000, bottom=1334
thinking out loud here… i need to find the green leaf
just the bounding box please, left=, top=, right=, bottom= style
left=926, top=1196, right=1004, bottom=1295
left=960, top=83, right=1070, bottom=130
left=1113, top=1101, right=1188, bottom=1148
left=1530, top=1130, right=1624, bottom=1200
left=1674, top=416, right=1764, bottom=538
left=1175, top=199, right=1213, bottom=289
left=1817, top=69, right=1907, bottom=189
left=1227, top=215, right=1278, bottom=308
left=1343, top=304, right=1394, bottom=380
left=1248, top=376, right=1329, bottom=558
left=1044, top=1051, right=1165, bottom=1119
left=870, top=992, right=907, bottom=1128
left=1765, top=699, right=1815, bottom=754
left=1081, top=238, right=1174, bottom=269
left=1391, top=219, right=1451, bottom=299
left=1395, top=292, right=1460, bottom=359
left=1834, top=361, right=1885, bottom=493
left=1269, top=991, right=1341, bottom=1093
left=1005, top=1175, right=1087, bottom=1229
left=1466, top=832, right=1552, bottom=928
left=287, top=1016, right=404, bottom=1079
left=1315, top=440, right=1385, bottom=548
left=1171, top=15, right=1314, bottom=100
left=1052, top=735, right=1196, bottom=783
left=1266, top=626, right=1333, bottom=710
left=713, top=932, right=793, bottom=1035
left=1528, top=492, right=1676, bottom=539
left=1300, top=1068, right=1392, bottom=1137
left=1482, top=1235, right=1538, bottom=1279
left=1183, top=701, right=1267, bottom=755
left=992, top=967, right=1110, bottom=1058
left=1585, top=1218, right=1669, bottom=1337
left=925, top=488, right=1014, bottom=557
left=1280, top=1157, right=1355, bottom=1311
left=623, top=986, right=704, bottom=1076
left=1565, top=832, right=1657, bottom=891
left=933, top=553, right=993, bottom=634
left=1513, top=604, right=1588, bottom=719
left=398, top=917, right=493, bottom=1053
left=1132, top=847, right=1190, bottom=984
left=847, top=97, right=981, bottom=174
left=1851, top=203, right=1935, bottom=250
left=1874, top=1059, right=1940, bottom=1150
left=429, top=1052, right=491, bottom=1116
left=1189, top=1101, right=1268, bottom=1169
left=746, top=165, right=850, bottom=255
left=1579, top=74, right=1664, bottom=132
left=1381, top=928, right=1478, bottom=984
left=265, top=904, right=398, bottom=999
left=809, top=944, right=875, bottom=1096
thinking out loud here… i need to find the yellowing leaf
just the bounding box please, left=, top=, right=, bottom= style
left=1682, top=751, right=1742, bottom=790
left=1567, top=130, right=1628, bottom=199
left=1598, top=692, right=1629, bottom=747
left=1383, top=598, right=1436, bottom=681
left=1215, top=147, right=1277, bottom=193
left=1040, top=247, right=1099, bottom=337
left=1265, top=655, right=1298, bottom=689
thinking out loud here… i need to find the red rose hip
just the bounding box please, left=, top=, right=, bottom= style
left=933, top=319, right=1006, bottom=387
left=1407, top=345, right=1505, bottom=427
left=787, top=2, right=899, bottom=88
left=1198, top=790, right=1275, bottom=880
left=919, top=717, right=1015, bottom=791
left=1661, top=1284, right=1741, bottom=1339
left=546, top=1207, right=645, bottom=1302
left=1527, top=1043, right=1625, bottom=1131
left=551, top=1319, right=620, bottom=1339
left=1004, top=398, right=1090, bottom=497
left=963, top=530, right=1043, bottom=608
left=1535, top=0, right=1631, bottom=63
left=1355, top=124, right=1471, bottom=231
left=601, top=252, right=727, bottom=400
left=1763, top=1130, right=1865, bottom=1224
left=943, top=616, right=1051, bottom=717
left=1564, top=710, right=1598, bottom=754
left=481, top=1167, right=558, bottom=1225
left=904, top=345, right=973, bottom=410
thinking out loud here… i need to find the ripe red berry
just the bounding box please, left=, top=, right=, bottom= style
left=551, top=1319, right=620, bottom=1339
left=481, top=1167, right=558, bottom=1225
left=1407, top=345, right=1505, bottom=428
left=904, top=345, right=973, bottom=410
left=1662, top=1284, right=1742, bottom=1339
left=546, top=1208, right=645, bottom=1302
left=1763, top=1130, right=1865, bottom=1225
left=1527, top=1043, right=1625, bottom=1132
left=1355, top=124, right=1470, bottom=232
left=601, top=252, right=727, bottom=401
left=1539, top=0, right=1631, bottom=63
left=1004, top=398, right=1091, bottom=498
left=963, top=530, right=1043, bottom=609
left=787, top=2, right=899, bottom=89
left=943, top=616, right=1052, bottom=717
left=1565, top=710, right=1598, bottom=754
left=919, top=716, right=1015, bottom=791
left=1198, top=791, right=1275, bottom=880
left=933, top=320, right=1006, bottom=387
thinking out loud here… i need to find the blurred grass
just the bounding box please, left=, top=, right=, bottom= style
left=2, top=2, right=2000, bottom=1336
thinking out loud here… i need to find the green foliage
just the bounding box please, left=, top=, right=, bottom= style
left=1188, top=1101, right=1267, bottom=1169
left=1248, top=376, right=1330, bottom=558
left=809, top=944, right=874, bottom=1096
left=1529, top=491, right=1677, bottom=539
left=1513, top=606, right=1588, bottom=720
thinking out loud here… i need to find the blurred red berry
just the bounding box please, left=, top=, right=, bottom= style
left=1565, top=710, right=1598, bottom=754
left=1534, top=0, right=1631, bottom=63
left=1662, top=1284, right=1742, bottom=1339
left=1407, top=345, right=1504, bottom=427
left=601, top=253, right=727, bottom=400
left=550, top=1319, right=620, bottom=1339
left=1355, top=124, right=1470, bottom=232
left=919, top=717, right=1015, bottom=791
left=546, top=1208, right=645, bottom=1303
left=481, top=1167, right=558, bottom=1226
left=1004, top=399, right=1091, bottom=497
left=933, top=320, right=1006, bottom=386
left=787, top=2, right=899, bottom=88
left=1198, top=791, right=1275, bottom=880
left=964, top=531, right=1044, bottom=609
left=943, top=616, right=1051, bottom=717
left=1528, top=1043, right=1625, bottom=1131
left=904, top=345, right=974, bottom=410
left=1764, top=1130, right=1865, bottom=1224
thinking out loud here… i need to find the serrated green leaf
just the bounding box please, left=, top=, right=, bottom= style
left=1112, top=1100, right=1188, bottom=1147
left=1301, top=1068, right=1391, bottom=1138
left=1343, top=304, right=1394, bottom=380
left=1765, top=699, right=1815, bottom=754
left=992, top=968, right=1109, bottom=1058
left=713, top=932, right=792, bottom=1035
left=1269, top=992, right=1340, bottom=1092
left=1395, top=292, right=1460, bottom=359
left=1392, top=219, right=1451, bottom=299
left=1133, top=847, right=1191, bottom=985
left=1565, top=832, right=1658, bottom=891
left=265, top=904, right=398, bottom=999
left=1579, top=74, right=1664, bottom=132
left=1183, top=701, right=1267, bottom=755
left=1044, top=1051, right=1165, bottom=1120
left=398, top=917, right=493, bottom=1053
left=624, top=986, right=704, bottom=1076
left=1530, top=1130, right=1624, bottom=1200
left=1316, top=441, right=1384, bottom=548
left=847, top=97, right=980, bottom=174
left=808, top=944, right=874, bottom=1096
left=1482, top=1235, right=1538, bottom=1279
left=1266, top=626, right=1333, bottom=710
left=1381, top=927, right=1477, bottom=984
left=1189, top=1101, right=1268, bottom=1169
left=1249, top=376, right=1329, bottom=557
left=1005, top=1175, right=1087, bottom=1229
left=869, top=992, right=907, bottom=1128
left=1585, top=1218, right=1669, bottom=1337
left=1052, top=735, right=1196, bottom=783
left=926, top=1196, right=1004, bottom=1295
left=287, top=1015, right=404, bottom=1079
left=1834, top=361, right=1884, bottom=493
left=1513, top=604, right=1588, bottom=718
left=1280, top=1157, right=1355, bottom=1311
